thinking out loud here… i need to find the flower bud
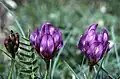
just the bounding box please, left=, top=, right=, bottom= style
left=78, top=24, right=113, bottom=65
left=30, top=23, right=63, bottom=60
left=4, top=30, right=19, bottom=58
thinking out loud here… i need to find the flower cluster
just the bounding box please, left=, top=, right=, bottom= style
left=30, top=23, right=63, bottom=60
left=4, top=30, right=19, bottom=58
left=78, top=24, right=113, bottom=65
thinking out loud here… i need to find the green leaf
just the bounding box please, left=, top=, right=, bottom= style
left=32, top=59, right=37, bottom=65
left=20, top=42, right=31, bottom=46
left=20, top=69, right=32, bottom=75
left=20, top=60, right=32, bottom=65
left=21, top=37, right=30, bottom=41
left=19, top=47, right=31, bottom=52
left=19, top=52, right=31, bottom=58
left=0, top=64, right=5, bottom=72
left=33, top=66, right=39, bottom=72
left=31, top=53, right=35, bottom=59
left=64, top=61, right=80, bottom=79
left=17, top=53, right=24, bottom=60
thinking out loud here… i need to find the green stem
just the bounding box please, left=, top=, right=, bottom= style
left=49, top=59, right=52, bottom=79
left=8, top=59, right=15, bottom=79
left=31, top=72, right=35, bottom=79
left=44, top=70, right=48, bottom=79
left=88, top=72, right=92, bottom=79
left=44, top=59, right=52, bottom=79
left=43, top=60, right=50, bottom=79
left=88, top=66, right=93, bottom=79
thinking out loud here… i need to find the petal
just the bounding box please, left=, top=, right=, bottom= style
left=49, top=26, right=56, bottom=35
left=102, top=29, right=108, bottom=44
left=108, top=40, right=114, bottom=50
left=94, top=44, right=103, bottom=61
left=78, top=35, right=87, bottom=52
left=98, top=34, right=103, bottom=42
left=30, top=32, right=38, bottom=46
left=40, top=23, right=49, bottom=34
left=53, top=33, right=60, bottom=44
left=47, top=35, right=54, bottom=54
left=86, top=47, right=93, bottom=57
left=35, top=35, right=41, bottom=45
left=57, top=40, right=63, bottom=50
left=86, top=42, right=103, bottom=62
left=53, top=31, right=62, bottom=47
left=40, top=23, right=53, bottom=34
left=86, top=29, right=97, bottom=43
left=39, top=35, right=55, bottom=59
left=86, top=24, right=98, bottom=34
left=40, top=35, right=47, bottom=52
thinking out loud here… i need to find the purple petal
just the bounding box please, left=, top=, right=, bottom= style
left=94, top=44, right=103, bottom=61
left=57, top=40, right=63, bottom=50
left=86, top=42, right=103, bottom=62
left=47, top=35, right=54, bottom=55
left=102, top=29, right=108, bottom=44
left=53, top=31, right=62, bottom=47
left=86, top=46, right=95, bottom=61
left=35, top=35, right=41, bottom=48
left=30, top=33, right=37, bottom=45
left=98, top=34, right=103, bottom=42
left=49, top=26, right=56, bottom=35
left=85, top=29, right=97, bottom=43
left=40, top=23, right=53, bottom=35
left=86, top=24, right=98, bottom=34
left=86, top=48, right=93, bottom=57
left=30, top=29, right=39, bottom=46
left=40, top=35, right=47, bottom=52
left=78, top=35, right=87, bottom=52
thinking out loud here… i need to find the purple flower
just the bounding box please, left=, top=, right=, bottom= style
left=30, top=23, right=63, bottom=60
left=78, top=24, right=113, bottom=65
left=4, top=30, right=19, bottom=58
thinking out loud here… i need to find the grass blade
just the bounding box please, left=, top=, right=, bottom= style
left=111, top=25, right=119, bottom=64
left=51, top=31, right=72, bottom=79
left=64, top=61, right=79, bottom=79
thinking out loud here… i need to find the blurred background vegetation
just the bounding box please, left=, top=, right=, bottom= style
left=0, top=0, right=120, bottom=79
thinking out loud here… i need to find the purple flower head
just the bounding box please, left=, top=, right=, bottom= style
left=30, top=23, right=63, bottom=60
left=78, top=24, right=113, bottom=65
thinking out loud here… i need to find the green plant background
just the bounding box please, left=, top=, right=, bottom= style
left=0, top=0, right=120, bottom=79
